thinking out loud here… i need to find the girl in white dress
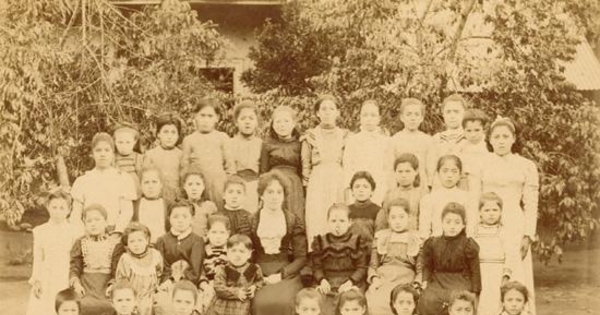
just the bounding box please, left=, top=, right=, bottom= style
left=343, top=100, right=392, bottom=205
left=479, top=117, right=539, bottom=315
left=26, top=190, right=79, bottom=315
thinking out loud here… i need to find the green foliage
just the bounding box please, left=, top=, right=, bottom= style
left=243, top=0, right=600, bottom=263
left=0, top=0, right=227, bottom=226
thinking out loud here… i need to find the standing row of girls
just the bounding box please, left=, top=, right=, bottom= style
left=26, top=93, right=539, bottom=315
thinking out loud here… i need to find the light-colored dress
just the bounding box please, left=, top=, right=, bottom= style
left=343, top=128, right=392, bottom=205
left=70, top=167, right=136, bottom=233
left=391, top=130, right=434, bottom=191
left=473, top=224, right=519, bottom=315
left=302, top=127, right=349, bottom=250
left=366, top=229, right=421, bottom=315
left=230, top=134, right=262, bottom=214
left=26, top=221, right=79, bottom=315
left=191, top=200, right=218, bottom=239
left=181, top=130, right=235, bottom=210
left=377, top=186, right=423, bottom=231
left=115, top=248, right=164, bottom=315
left=144, top=145, right=183, bottom=202
left=458, top=141, right=489, bottom=193
left=480, top=153, right=539, bottom=315
left=418, top=186, right=477, bottom=240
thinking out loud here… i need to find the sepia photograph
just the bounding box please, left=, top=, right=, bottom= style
left=0, top=0, right=599, bottom=315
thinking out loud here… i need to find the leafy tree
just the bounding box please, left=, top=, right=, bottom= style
left=0, top=0, right=228, bottom=226
left=243, top=0, right=600, bottom=263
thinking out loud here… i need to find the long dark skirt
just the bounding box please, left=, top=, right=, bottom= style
left=418, top=273, right=473, bottom=315
left=252, top=257, right=303, bottom=315
left=80, top=273, right=113, bottom=315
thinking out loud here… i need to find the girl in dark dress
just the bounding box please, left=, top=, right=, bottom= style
left=251, top=172, right=307, bottom=315
left=418, top=202, right=481, bottom=315
left=260, top=105, right=305, bottom=220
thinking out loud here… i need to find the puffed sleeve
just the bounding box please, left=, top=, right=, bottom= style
left=465, top=238, right=481, bottom=294
left=418, top=194, right=433, bottom=240
left=281, top=215, right=307, bottom=279
left=155, top=236, right=172, bottom=283
left=115, top=254, right=131, bottom=280
left=522, top=158, right=539, bottom=238
left=342, top=134, right=356, bottom=188
left=222, top=133, right=236, bottom=176
left=69, top=238, right=84, bottom=285
left=309, top=235, right=325, bottom=283
left=213, top=266, right=241, bottom=300
left=259, top=141, right=271, bottom=174
left=28, top=227, right=43, bottom=285
left=111, top=242, right=126, bottom=278
left=70, top=175, right=86, bottom=205
left=421, top=237, right=434, bottom=284
left=300, top=136, right=313, bottom=186
left=348, top=235, right=368, bottom=285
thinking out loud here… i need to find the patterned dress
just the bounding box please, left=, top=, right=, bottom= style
left=181, top=130, right=235, bottom=210
left=418, top=230, right=481, bottom=315
left=260, top=133, right=305, bottom=219
left=26, top=221, right=79, bottom=315
left=343, top=128, right=393, bottom=205
left=251, top=210, right=307, bottom=315
left=217, top=208, right=253, bottom=237
left=69, top=235, right=123, bottom=315
left=309, top=232, right=368, bottom=315
left=230, top=134, right=263, bottom=214
left=115, top=248, right=164, bottom=315
left=209, top=263, right=264, bottom=315
left=366, top=229, right=421, bottom=315
left=302, top=126, right=349, bottom=249
left=473, top=224, right=519, bottom=315
left=144, top=145, right=183, bottom=202
left=480, top=153, right=539, bottom=315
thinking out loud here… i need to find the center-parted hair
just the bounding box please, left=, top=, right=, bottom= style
left=155, top=112, right=183, bottom=145
left=336, top=288, right=368, bottom=315
left=225, top=175, right=247, bottom=192
left=121, top=222, right=151, bottom=247
left=194, top=97, right=222, bottom=116
left=447, top=290, right=477, bottom=311
left=436, top=154, right=463, bottom=173
left=400, top=98, right=425, bottom=115
left=384, top=198, right=411, bottom=218
left=314, top=94, right=338, bottom=112
left=257, top=172, right=289, bottom=209
left=168, top=199, right=195, bottom=217
left=441, top=202, right=466, bottom=223
left=462, top=108, right=489, bottom=129
left=227, top=234, right=253, bottom=250
left=479, top=191, right=504, bottom=210
left=207, top=214, right=231, bottom=231
left=172, top=279, right=199, bottom=303
left=500, top=281, right=529, bottom=303
left=233, top=100, right=259, bottom=120
left=389, top=284, right=419, bottom=315
left=181, top=167, right=209, bottom=202
left=350, top=171, right=377, bottom=191
left=394, top=153, right=420, bottom=187
left=55, top=288, right=81, bottom=313
left=82, top=204, right=108, bottom=220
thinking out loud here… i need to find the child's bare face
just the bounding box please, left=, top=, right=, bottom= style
left=172, top=290, right=196, bottom=315
left=443, top=101, right=465, bottom=130
left=84, top=210, right=107, bottom=236
left=272, top=111, right=295, bottom=138
left=339, top=300, right=366, bottom=315
left=351, top=178, right=373, bottom=202
left=448, top=299, right=474, bottom=315
left=47, top=198, right=70, bottom=221
left=442, top=213, right=465, bottom=237
left=169, top=207, right=193, bottom=233
left=317, top=100, right=339, bottom=126
left=157, top=124, right=179, bottom=149
left=114, top=132, right=136, bottom=156
left=127, top=230, right=149, bottom=255
left=183, top=175, right=205, bottom=201
left=438, top=161, right=461, bottom=189
left=393, top=291, right=416, bottom=315
left=260, top=180, right=285, bottom=211
left=388, top=207, right=409, bottom=233
left=207, top=222, right=229, bottom=247
left=401, top=104, right=424, bottom=131
left=92, top=141, right=114, bottom=169
left=464, top=121, right=485, bottom=144
left=194, top=106, right=218, bottom=133
left=503, top=289, right=526, bottom=315
left=112, top=288, right=136, bottom=315
left=360, top=102, right=380, bottom=132
left=141, top=170, right=163, bottom=199
left=296, top=297, right=321, bottom=315
left=327, top=209, right=350, bottom=236
left=395, top=162, right=417, bottom=188
left=224, top=183, right=245, bottom=210
left=236, top=108, right=258, bottom=136
left=227, top=243, right=251, bottom=267
left=480, top=201, right=502, bottom=226
left=57, top=301, right=79, bottom=315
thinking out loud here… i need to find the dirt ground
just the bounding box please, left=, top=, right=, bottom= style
left=1, top=230, right=599, bottom=315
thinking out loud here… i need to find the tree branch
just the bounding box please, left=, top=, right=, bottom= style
left=448, top=0, right=478, bottom=60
